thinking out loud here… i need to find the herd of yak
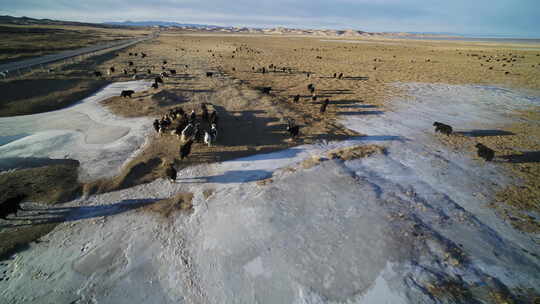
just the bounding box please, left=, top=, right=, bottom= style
left=0, top=47, right=507, bottom=220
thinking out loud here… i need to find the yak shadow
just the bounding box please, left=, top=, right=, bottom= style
left=179, top=170, right=272, bottom=184
left=227, top=148, right=303, bottom=162
left=357, top=135, right=405, bottom=142
left=338, top=110, right=384, bottom=116
left=500, top=151, right=540, bottom=163
left=173, top=74, right=196, bottom=80
left=343, top=76, right=370, bottom=81
left=329, top=99, right=363, bottom=105
left=317, top=89, right=354, bottom=95
left=456, top=130, right=515, bottom=137
left=337, top=104, right=377, bottom=109
left=2, top=198, right=160, bottom=227
left=211, top=106, right=288, bottom=147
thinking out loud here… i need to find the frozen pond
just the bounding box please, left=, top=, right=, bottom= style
left=0, top=80, right=152, bottom=181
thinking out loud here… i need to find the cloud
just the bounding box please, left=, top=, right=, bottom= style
left=3, top=0, right=539, bottom=36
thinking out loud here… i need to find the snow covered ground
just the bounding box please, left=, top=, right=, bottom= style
left=1, top=82, right=539, bottom=303
left=0, top=80, right=152, bottom=181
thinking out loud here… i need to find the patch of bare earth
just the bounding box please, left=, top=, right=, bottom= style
left=139, top=192, right=194, bottom=218
left=0, top=160, right=82, bottom=259
left=301, top=145, right=386, bottom=169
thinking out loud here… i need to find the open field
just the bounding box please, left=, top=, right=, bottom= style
left=0, top=30, right=539, bottom=302
left=0, top=23, right=150, bottom=64
left=95, top=32, right=540, bottom=230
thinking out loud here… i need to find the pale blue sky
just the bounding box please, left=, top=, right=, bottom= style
left=1, top=0, right=539, bottom=37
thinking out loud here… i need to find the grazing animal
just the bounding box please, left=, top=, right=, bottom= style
left=307, top=84, right=315, bottom=94
left=433, top=122, right=453, bottom=135
left=128, top=52, right=133, bottom=56
left=209, top=123, right=218, bottom=140
left=180, top=140, right=194, bottom=160
left=201, top=106, right=209, bottom=122
left=311, top=95, right=317, bottom=102
left=286, top=119, right=300, bottom=138
left=123, top=69, right=128, bottom=75
left=160, top=72, right=169, bottom=78
left=333, top=73, right=337, bottom=78
left=120, top=90, right=135, bottom=98
left=204, top=131, right=212, bottom=146
left=152, top=82, right=159, bottom=89
left=181, top=123, right=195, bottom=142
left=293, top=94, right=300, bottom=102
left=193, top=123, right=203, bottom=142
left=155, top=76, right=163, bottom=83
left=153, top=119, right=160, bottom=133
left=0, top=194, right=25, bottom=220
left=320, top=99, right=329, bottom=113
left=108, top=67, right=115, bottom=75
left=210, top=110, right=218, bottom=125
left=338, top=73, right=343, bottom=79
left=94, top=71, right=102, bottom=77
left=170, top=69, right=177, bottom=75
left=189, top=110, right=196, bottom=123
left=128, top=61, right=134, bottom=66
left=261, top=87, right=272, bottom=94
left=165, top=163, right=177, bottom=182
left=206, top=72, right=213, bottom=77
left=163, top=60, right=167, bottom=65
left=147, top=69, right=152, bottom=74
left=476, top=143, right=495, bottom=161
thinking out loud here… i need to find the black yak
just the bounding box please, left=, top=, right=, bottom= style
left=307, top=84, right=315, bottom=94
left=180, top=140, right=194, bottom=160
left=433, top=122, right=453, bottom=135
left=120, top=90, right=135, bottom=98
left=165, top=163, right=177, bottom=182
left=320, top=99, right=329, bottom=113
left=0, top=194, right=25, bottom=220
left=286, top=119, right=300, bottom=138
left=476, top=143, right=495, bottom=161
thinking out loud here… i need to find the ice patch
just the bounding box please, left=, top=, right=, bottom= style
left=1, top=83, right=539, bottom=303
left=0, top=80, right=152, bottom=181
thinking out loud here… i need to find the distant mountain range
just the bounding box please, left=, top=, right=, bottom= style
left=0, top=15, right=456, bottom=38
left=104, top=20, right=222, bottom=28
left=0, top=15, right=119, bottom=28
